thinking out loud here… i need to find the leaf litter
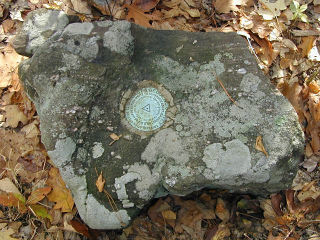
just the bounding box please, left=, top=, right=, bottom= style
left=1, top=0, right=320, bottom=239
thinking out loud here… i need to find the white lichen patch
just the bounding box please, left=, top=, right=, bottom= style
left=24, top=10, right=69, bottom=55
left=141, top=128, right=190, bottom=165
left=64, top=36, right=99, bottom=61
left=114, top=172, right=141, bottom=208
left=96, top=21, right=113, bottom=28
left=240, top=73, right=261, bottom=93
left=92, top=142, right=104, bottom=159
left=63, top=22, right=94, bottom=35
left=202, top=139, right=252, bottom=180
left=128, top=163, right=160, bottom=200
left=47, top=137, right=76, bottom=168
left=86, top=194, right=130, bottom=229
left=103, top=21, right=134, bottom=56
left=59, top=53, right=81, bottom=72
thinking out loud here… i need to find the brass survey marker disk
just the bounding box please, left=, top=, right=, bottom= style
left=120, top=81, right=177, bottom=136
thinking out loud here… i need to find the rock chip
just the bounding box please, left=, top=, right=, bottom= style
left=14, top=9, right=304, bottom=229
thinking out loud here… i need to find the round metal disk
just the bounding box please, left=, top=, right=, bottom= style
left=125, top=88, right=168, bottom=131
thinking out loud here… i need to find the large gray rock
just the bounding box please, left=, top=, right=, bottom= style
left=14, top=10, right=304, bottom=229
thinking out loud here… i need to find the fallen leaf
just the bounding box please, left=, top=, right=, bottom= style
left=21, top=121, right=40, bottom=139
left=302, top=156, right=319, bottom=172
left=109, top=133, right=122, bottom=145
left=2, top=19, right=15, bottom=33
left=125, top=4, right=161, bottom=28
left=95, top=172, right=105, bottom=193
left=46, top=167, right=74, bottom=212
left=258, top=0, right=286, bottom=20
left=251, top=34, right=274, bottom=66
left=162, top=210, right=176, bottom=219
left=214, top=0, right=249, bottom=13
left=270, top=194, right=283, bottom=216
left=298, top=36, right=315, bottom=58
left=0, top=105, right=28, bottom=128
left=0, top=224, right=18, bottom=240
left=69, top=220, right=92, bottom=239
left=133, top=0, right=160, bottom=12
left=0, top=193, right=27, bottom=213
left=215, top=198, right=230, bottom=222
left=180, top=1, right=200, bottom=17
left=29, top=204, right=53, bottom=221
left=308, top=81, right=320, bottom=94
left=27, top=187, right=52, bottom=204
left=0, top=45, right=24, bottom=90
left=212, top=223, right=231, bottom=239
left=0, top=177, right=21, bottom=195
left=255, top=135, right=268, bottom=156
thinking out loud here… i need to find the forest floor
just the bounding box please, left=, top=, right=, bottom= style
left=1, top=0, right=320, bottom=239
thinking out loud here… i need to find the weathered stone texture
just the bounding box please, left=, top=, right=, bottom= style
left=14, top=9, right=304, bottom=229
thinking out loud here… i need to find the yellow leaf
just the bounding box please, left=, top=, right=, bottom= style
left=95, top=172, right=105, bottom=193
left=162, top=210, right=176, bottom=219
left=255, top=135, right=268, bottom=156
left=46, top=167, right=74, bottom=212
left=30, top=204, right=53, bottom=221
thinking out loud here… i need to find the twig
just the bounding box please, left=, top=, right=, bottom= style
left=291, top=29, right=320, bottom=37
left=244, top=233, right=254, bottom=240
left=212, top=69, right=243, bottom=109
left=284, top=228, right=294, bottom=240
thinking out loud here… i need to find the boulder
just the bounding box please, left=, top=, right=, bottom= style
left=14, top=10, right=304, bottom=229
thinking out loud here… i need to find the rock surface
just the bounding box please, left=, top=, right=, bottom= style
left=14, top=10, right=304, bottom=229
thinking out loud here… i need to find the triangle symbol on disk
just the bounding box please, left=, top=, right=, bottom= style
left=142, top=104, right=150, bottom=112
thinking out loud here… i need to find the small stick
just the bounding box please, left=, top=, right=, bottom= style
left=212, top=69, right=243, bottom=109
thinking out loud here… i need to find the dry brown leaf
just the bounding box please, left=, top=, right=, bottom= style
left=162, top=0, right=181, bottom=8
left=162, top=210, right=176, bottom=219
left=46, top=167, right=74, bottom=212
left=308, top=81, right=320, bottom=94
left=2, top=19, right=15, bottom=33
left=0, top=223, right=18, bottom=240
left=27, top=187, right=52, bottom=204
left=109, top=133, right=122, bottom=145
left=125, top=4, right=161, bottom=28
left=0, top=45, right=24, bottom=90
left=251, top=34, right=274, bottom=66
left=255, top=135, right=268, bottom=156
left=298, top=36, right=315, bottom=58
left=0, top=105, right=28, bottom=128
left=0, top=177, right=21, bottom=195
left=95, top=172, right=105, bottom=192
left=212, top=223, right=231, bottom=239
left=215, top=198, right=230, bottom=222
left=133, top=0, right=160, bottom=12
left=180, top=1, right=200, bottom=17
left=258, top=0, right=286, bottom=20
left=214, top=0, right=249, bottom=13
left=270, top=194, right=283, bottom=216
left=21, top=120, right=40, bottom=139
